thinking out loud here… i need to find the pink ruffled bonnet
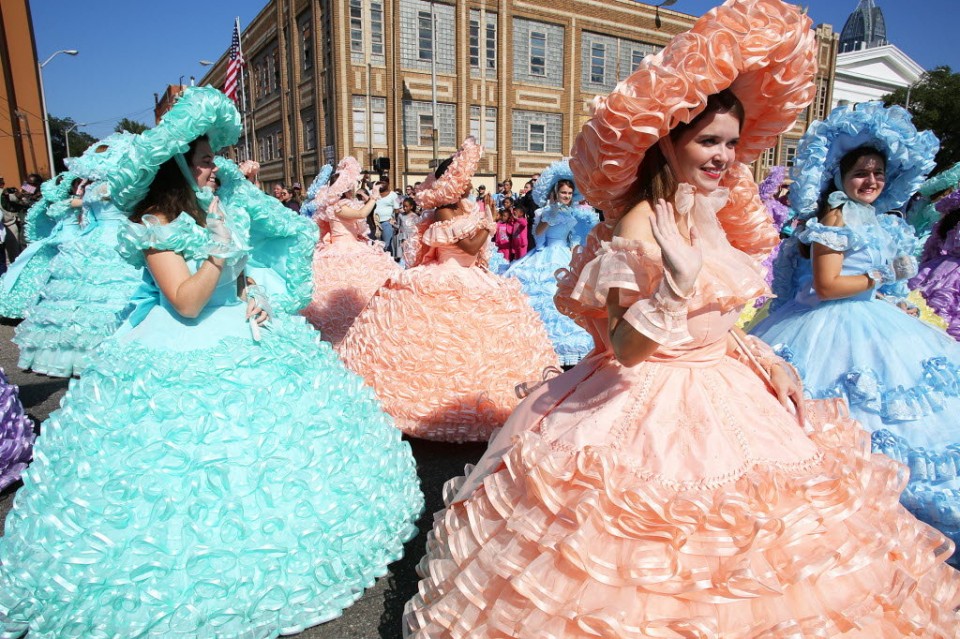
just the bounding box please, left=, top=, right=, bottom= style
left=415, top=138, right=482, bottom=211
left=570, top=0, right=818, bottom=227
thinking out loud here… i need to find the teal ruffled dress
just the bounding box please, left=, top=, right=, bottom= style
left=0, top=195, right=84, bottom=319
left=0, top=164, right=424, bottom=637
left=14, top=183, right=142, bottom=377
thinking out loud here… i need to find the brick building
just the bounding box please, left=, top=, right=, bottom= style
left=0, top=0, right=51, bottom=184
left=199, top=0, right=839, bottom=191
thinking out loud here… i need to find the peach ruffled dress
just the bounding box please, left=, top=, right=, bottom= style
left=301, top=198, right=399, bottom=346
left=337, top=202, right=560, bottom=443
left=403, top=189, right=960, bottom=637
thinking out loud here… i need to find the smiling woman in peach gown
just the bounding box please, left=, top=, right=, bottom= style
left=402, top=1, right=960, bottom=636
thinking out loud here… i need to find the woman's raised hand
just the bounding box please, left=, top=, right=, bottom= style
left=649, top=198, right=701, bottom=295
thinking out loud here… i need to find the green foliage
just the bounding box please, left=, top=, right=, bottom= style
left=114, top=118, right=148, bottom=134
left=48, top=115, right=97, bottom=173
left=884, top=66, right=960, bottom=172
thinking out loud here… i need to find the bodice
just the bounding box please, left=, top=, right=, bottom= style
left=328, top=216, right=367, bottom=243
left=541, top=215, right=576, bottom=247
left=787, top=202, right=916, bottom=306
left=435, top=244, right=479, bottom=267
left=564, top=187, right=769, bottom=368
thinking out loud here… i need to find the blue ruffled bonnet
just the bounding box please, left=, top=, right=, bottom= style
left=789, top=102, right=939, bottom=220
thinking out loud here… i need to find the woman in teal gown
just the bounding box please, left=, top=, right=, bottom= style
left=0, top=87, right=423, bottom=638
left=0, top=174, right=85, bottom=319
left=14, top=134, right=144, bottom=377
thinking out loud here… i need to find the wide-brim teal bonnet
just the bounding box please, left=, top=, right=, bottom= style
left=789, top=102, right=939, bottom=218
left=106, top=87, right=242, bottom=211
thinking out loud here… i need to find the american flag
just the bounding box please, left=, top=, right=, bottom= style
left=224, top=20, right=244, bottom=103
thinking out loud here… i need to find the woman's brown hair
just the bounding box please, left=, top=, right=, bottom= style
left=132, top=136, right=209, bottom=226
left=631, top=89, right=745, bottom=206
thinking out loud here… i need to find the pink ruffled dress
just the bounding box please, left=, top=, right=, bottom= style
left=404, top=191, right=960, bottom=637
left=301, top=198, right=399, bottom=346
left=337, top=203, right=560, bottom=443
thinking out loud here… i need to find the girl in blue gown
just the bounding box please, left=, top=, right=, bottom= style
left=14, top=134, right=144, bottom=377
left=0, top=87, right=423, bottom=637
left=751, top=102, right=960, bottom=560
left=0, top=174, right=85, bottom=319
left=502, top=159, right=598, bottom=365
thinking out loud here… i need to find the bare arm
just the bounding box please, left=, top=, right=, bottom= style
left=435, top=205, right=490, bottom=255
left=338, top=194, right=379, bottom=221
left=143, top=212, right=225, bottom=319
left=811, top=209, right=875, bottom=300
left=606, top=202, right=663, bottom=367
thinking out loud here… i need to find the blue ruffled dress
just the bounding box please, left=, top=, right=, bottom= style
left=502, top=203, right=598, bottom=365
left=0, top=174, right=424, bottom=637
left=0, top=198, right=84, bottom=319
left=13, top=183, right=142, bottom=377
left=751, top=193, right=960, bottom=558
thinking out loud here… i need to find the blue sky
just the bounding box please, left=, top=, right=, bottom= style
left=31, top=0, right=959, bottom=140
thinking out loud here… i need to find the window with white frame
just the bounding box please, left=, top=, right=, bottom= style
left=418, top=113, right=435, bottom=147
left=370, top=0, right=384, bottom=56
left=418, top=11, right=433, bottom=61
left=352, top=96, right=367, bottom=146
left=469, top=13, right=497, bottom=71
left=371, top=97, right=387, bottom=146
left=783, top=143, right=798, bottom=167
left=590, top=43, right=605, bottom=84
left=528, top=122, right=546, bottom=152
left=350, top=0, right=364, bottom=54
left=469, top=106, right=497, bottom=150
left=815, top=76, right=830, bottom=121
left=529, top=31, right=546, bottom=76
left=761, top=147, right=775, bottom=168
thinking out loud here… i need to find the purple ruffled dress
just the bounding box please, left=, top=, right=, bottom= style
left=0, top=368, right=34, bottom=490
left=910, top=220, right=960, bottom=340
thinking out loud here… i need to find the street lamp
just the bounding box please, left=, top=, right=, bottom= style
left=38, top=49, right=79, bottom=177
left=64, top=122, right=87, bottom=160
left=654, top=0, right=678, bottom=29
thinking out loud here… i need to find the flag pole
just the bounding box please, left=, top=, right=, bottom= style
left=236, top=16, right=252, bottom=159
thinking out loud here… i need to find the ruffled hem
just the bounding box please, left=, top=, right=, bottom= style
left=0, top=316, right=424, bottom=638
left=301, top=239, right=400, bottom=346
left=405, top=399, right=960, bottom=638
left=0, top=244, right=60, bottom=319
left=0, top=370, right=35, bottom=491
left=337, top=264, right=560, bottom=442
left=778, top=345, right=960, bottom=425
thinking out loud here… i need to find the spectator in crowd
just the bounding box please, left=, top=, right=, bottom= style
left=373, top=177, right=401, bottom=255
left=272, top=184, right=284, bottom=200
left=515, top=179, right=539, bottom=250
left=493, top=178, right=515, bottom=208
left=279, top=187, right=301, bottom=213
left=493, top=206, right=512, bottom=261
left=475, top=185, right=495, bottom=219
left=396, top=196, right=420, bottom=264
left=291, top=182, right=304, bottom=204
left=405, top=185, right=415, bottom=198
left=360, top=170, right=374, bottom=192
left=504, top=196, right=528, bottom=260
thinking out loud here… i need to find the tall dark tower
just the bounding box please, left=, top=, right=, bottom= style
left=839, top=0, right=888, bottom=53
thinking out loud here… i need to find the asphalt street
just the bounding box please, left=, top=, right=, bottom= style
left=0, top=319, right=488, bottom=639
